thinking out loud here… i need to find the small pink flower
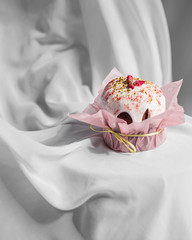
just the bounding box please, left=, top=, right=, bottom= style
left=129, top=82, right=135, bottom=89
left=136, top=80, right=145, bottom=86
left=127, top=75, right=134, bottom=89
left=127, top=75, right=133, bottom=81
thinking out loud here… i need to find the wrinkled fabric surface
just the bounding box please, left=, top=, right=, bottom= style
left=0, top=0, right=171, bottom=131
left=1, top=114, right=192, bottom=240
left=1, top=1, right=192, bottom=240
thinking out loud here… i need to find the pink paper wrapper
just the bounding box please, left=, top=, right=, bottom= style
left=69, top=68, right=184, bottom=152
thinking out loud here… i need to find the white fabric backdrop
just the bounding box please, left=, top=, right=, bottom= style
left=1, top=1, right=191, bottom=240
left=162, top=0, right=192, bottom=116
left=0, top=0, right=171, bottom=131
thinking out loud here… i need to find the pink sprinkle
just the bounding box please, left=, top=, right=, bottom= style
left=114, top=109, right=119, bottom=115
left=135, top=104, right=139, bottom=110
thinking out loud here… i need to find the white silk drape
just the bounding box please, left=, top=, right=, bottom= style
left=0, top=0, right=171, bottom=131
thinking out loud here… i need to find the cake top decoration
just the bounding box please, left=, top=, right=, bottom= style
left=101, top=75, right=166, bottom=123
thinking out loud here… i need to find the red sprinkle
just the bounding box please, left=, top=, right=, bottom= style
left=135, top=104, right=139, bottom=110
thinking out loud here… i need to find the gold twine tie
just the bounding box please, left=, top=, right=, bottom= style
left=90, top=125, right=163, bottom=153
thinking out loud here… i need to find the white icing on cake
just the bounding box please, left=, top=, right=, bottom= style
left=101, top=77, right=166, bottom=122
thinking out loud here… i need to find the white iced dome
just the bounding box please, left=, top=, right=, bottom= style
left=101, top=75, right=166, bottom=124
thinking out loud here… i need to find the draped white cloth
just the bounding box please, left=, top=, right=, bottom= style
left=0, top=0, right=171, bottom=131
left=1, top=1, right=191, bottom=240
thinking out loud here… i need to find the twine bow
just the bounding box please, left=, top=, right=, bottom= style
left=90, top=125, right=163, bottom=153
